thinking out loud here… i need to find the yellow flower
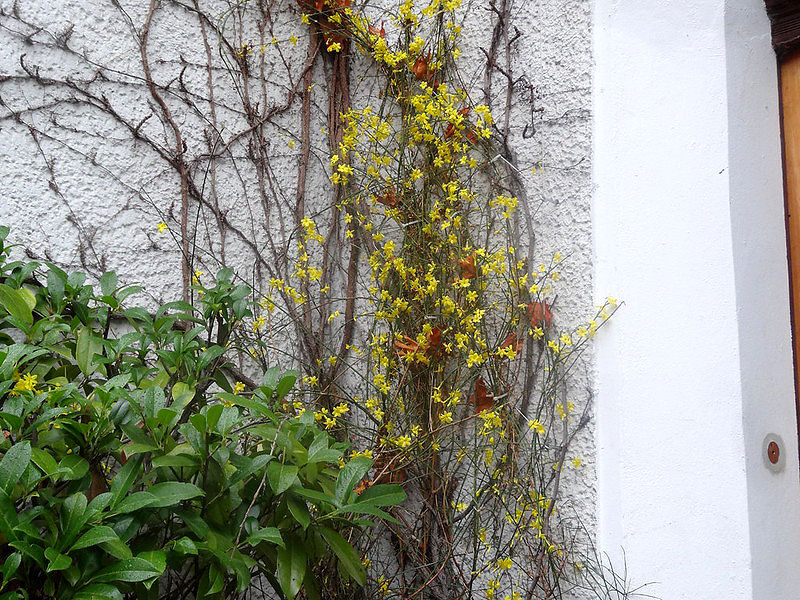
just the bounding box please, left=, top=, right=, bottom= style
left=466, top=351, right=484, bottom=368
left=232, top=381, right=245, bottom=394
left=327, top=41, right=342, bottom=53
left=156, top=221, right=168, bottom=233
left=351, top=449, right=374, bottom=459
left=289, top=34, right=298, bottom=46
left=11, top=373, right=38, bottom=395
left=528, top=419, right=545, bottom=435
left=496, top=557, right=513, bottom=570
left=392, top=435, right=411, bottom=449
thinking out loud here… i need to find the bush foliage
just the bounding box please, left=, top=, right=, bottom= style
left=0, top=226, right=405, bottom=600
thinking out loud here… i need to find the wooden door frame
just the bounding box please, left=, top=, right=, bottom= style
left=772, top=0, right=800, bottom=462
left=778, top=51, right=800, bottom=461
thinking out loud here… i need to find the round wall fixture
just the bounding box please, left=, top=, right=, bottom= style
left=763, top=433, right=786, bottom=473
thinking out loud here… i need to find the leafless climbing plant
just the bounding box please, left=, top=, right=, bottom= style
left=0, top=1, right=645, bottom=598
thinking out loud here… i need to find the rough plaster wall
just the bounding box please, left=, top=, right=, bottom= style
left=0, top=0, right=596, bottom=593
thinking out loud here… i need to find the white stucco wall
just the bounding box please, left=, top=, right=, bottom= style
left=594, top=0, right=800, bottom=598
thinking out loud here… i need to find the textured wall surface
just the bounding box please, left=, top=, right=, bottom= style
left=0, top=0, right=599, bottom=595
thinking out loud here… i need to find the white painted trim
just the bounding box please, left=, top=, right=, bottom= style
left=725, top=2, right=800, bottom=598
left=592, top=0, right=800, bottom=596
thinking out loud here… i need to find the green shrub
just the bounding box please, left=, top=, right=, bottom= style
left=0, top=226, right=404, bottom=600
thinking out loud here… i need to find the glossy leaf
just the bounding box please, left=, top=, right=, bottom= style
left=245, top=527, right=284, bottom=548
left=70, top=526, right=120, bottom=551
left=319, top=526, right=365, bottom=585
left=267, top=462, right=298, bottom=495
left=147, top=482, right=204, bottom=507
left=90, top=558, right=162, bottom=583
left=0, top=442, right=31, bottom=496
left=0, top=284, right=32, bottom=326
left=277, top=539, right=307, bottom=599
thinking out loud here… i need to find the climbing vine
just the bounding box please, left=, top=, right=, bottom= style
left=0, top=0, right=645, bottom=598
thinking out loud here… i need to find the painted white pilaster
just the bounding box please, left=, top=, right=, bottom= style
left=592, top=0, right=800, bottom=596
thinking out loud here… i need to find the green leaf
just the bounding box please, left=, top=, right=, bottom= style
left=122, top=443, right=158, bottom=456
left=287, top=496, right=311, bottom=530
left=335, top=457, right=373, bottom=504
left=0, top=284, right=32, bottom=326
left=56, top=455, right=89, bottom=482
left=291, top=487, right=336, bottom=507
left=206, top=403, right=223, bottom=431
left=217, top=392, right=269, bottom=416
left=62, top=492, right=89, bottom=546
left=306, top=432, right=342, bottom=464
left=116, top=286, right=143, bottom=304
left=76, top=326, right=102, bottom=376
left=2, top=552, right=21, bottom=585
left=268, top=463, right=298, bottom=496
left=99, top=538, right=133, bottom=560
left=277, top=538, right=307, bottom=599
left=151, top=454, right=197, bottom=469
left=245, top=527, right=284, bottom=548
left=73, top=583, right=124, bottom=600
left=47, top=270, right=65, bottom=307
left=303, top=570, right=321, bottom=600
left=339, top=502, right=397, bottom=523
left=44, top=548, right=72, bottom=572
left=87, top=492, right=113, bottom=515
left=275, top=371, right=298, bottom=399
left=67, top=271, right=86, bottom=290
left=197, top=345, right=226, bottom=371
left=110, top=455, right=143, bottom=508
left=262, top=366, right=281, bottom=390
left=171, top=382, right=195, bottom=410
left=30, top=448, right=58, bottom=478
left=70, top=526, right=120, bottom=551
left=138, top=551, right=166, bottom=577
left=200, top=563, right=224, bottom=597
left=175, top=509, right=210, bottom=538
left=123, top=307, right=151, bottom=323
left=0, top=442, right=31, bottom=496
left=100, top=272, right=118, bottom=297
left=354, top=484, right=407, bottom=507
left=90, top=558, right=161, bottom=583
left=17, top=288, right=35, bottom=312
left=173, top=536, right=198, bottom=555
left=319, top=527, right=365, bottom=585
left=147, top=482, right=204, bottom=507
left=0, top=496, right=18, bottom=540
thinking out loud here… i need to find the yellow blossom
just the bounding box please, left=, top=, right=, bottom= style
left=528, top=419, right=545, bottom=435
left=11, top=373, right=38, bottom=395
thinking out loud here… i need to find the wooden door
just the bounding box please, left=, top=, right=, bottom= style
left=780, top=50, right=800, bottom=446
left=781, top=51, right=800, bottom=400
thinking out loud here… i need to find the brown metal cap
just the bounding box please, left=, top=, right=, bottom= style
left=768, top=440, right=781, bottom=464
